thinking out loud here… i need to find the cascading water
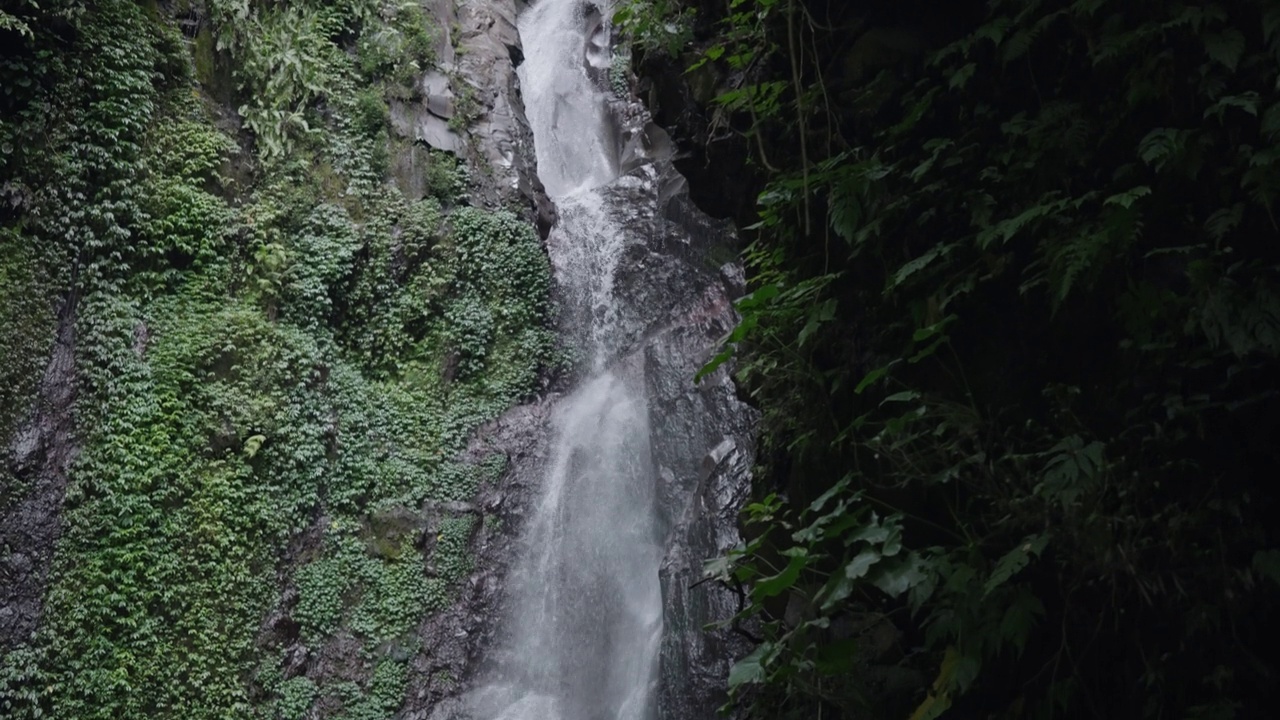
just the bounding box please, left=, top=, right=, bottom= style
left=469, top=2, right=664, bottom=720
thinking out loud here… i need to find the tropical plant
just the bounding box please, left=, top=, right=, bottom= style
left=620, top=0, right=1280, bottom=717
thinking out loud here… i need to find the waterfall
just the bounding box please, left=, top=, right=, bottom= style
left=469, top=2, right=664, bottom=720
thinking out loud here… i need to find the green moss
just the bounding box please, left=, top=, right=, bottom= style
left=192, top=26, right=216, bottom=90
left=363, top=506, right=420, bottom=560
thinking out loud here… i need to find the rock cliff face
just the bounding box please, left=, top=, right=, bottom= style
left=571, top=141, right=757, bottom=720
left=0, top=299, right=77, bottom=654
left=389, top=0, right=557, bottom=236
left=406, top=3, right=758, bottom=717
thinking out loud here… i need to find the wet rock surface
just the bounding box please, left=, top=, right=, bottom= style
left=643, top=277, right=758, bottom=720
left=0, top=297, right=79, bottom=653
left=403, top=399, right=557, bottom=719
left=633, top=46, right=759, bottom=226
left=412, top=10, right=758, bottom=716
left=598, top=92, right=759, bottom=720
left=388, top=0, right=553, bottom=232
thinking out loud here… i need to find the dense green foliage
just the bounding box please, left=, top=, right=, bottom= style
left=624, top=0, right=1280, bottom=718
left=1, top=1, right=550, bottom=718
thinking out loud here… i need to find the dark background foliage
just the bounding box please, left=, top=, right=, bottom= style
left=620, top=0, right=1280, bottom=717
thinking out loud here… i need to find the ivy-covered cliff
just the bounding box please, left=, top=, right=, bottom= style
left=1, top=1, right=556, bottom=717
left=620, top=0, right=1280, bottom=718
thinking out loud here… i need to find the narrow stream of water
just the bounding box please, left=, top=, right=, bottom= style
left=471, top=2, right=663, bottom=720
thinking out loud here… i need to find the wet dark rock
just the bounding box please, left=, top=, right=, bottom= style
left=454, top=0, right=539, bottom=209
left=314, top=631, right=366, bottom=684
left=389, top=92, right=464, bottom=157
left=407, top=26, right=757, bottom=716
left=633, top=51, right=758, bottom=225
left=402, top=398, right=558, bottom=718
left=638, top=261, right=758, bottom=720
left=426, top=93, right=457, bottom=120
left=281, top=642, right=311, bottom=680
left=0, top=295, right=78, bottom=654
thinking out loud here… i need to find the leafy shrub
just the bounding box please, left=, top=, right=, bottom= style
left=424, top=150, right=468, bottom=202
left=1, top=2, right=549, bottom=718
left=0, top=236, right=54, bottom=450
left=352, top=87, right=390, bottom=140
left=648, top=0, right=1280, bottom=718
left=285, top=203, right=359, bottom=327
left=295, top=555, right=348, bottom=642
left=276, top=676, right=318, bottom=720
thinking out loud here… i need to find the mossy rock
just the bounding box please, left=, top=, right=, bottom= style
left=191, top=26, right=235, bottom=105
left=363, top=505, right=423, bottom=559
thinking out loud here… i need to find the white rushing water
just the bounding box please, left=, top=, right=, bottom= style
left=470, top=2, right=663, bottom=720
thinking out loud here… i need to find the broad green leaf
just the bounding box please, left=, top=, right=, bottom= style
left=1002, top=27, right=1036, bottom=63
left=752, top=552, right=808, bottom=599
left=798, top=298, right=837, bottom=347
left=909, top=646, right=978, bottom=720
left=1262, top=104, right=1280, bottom=141
left=695, top=347, right=734, bottom=382
left=727, top=643, right=770, bottom=689
left=891, top=87, right=940, bottom=137
left=880, top=526, right=904, bottom=556
left=735, top=282, right=779, bottom=309
left=243, top=434, right=266, bottom=458
left=808, top=476, right=850, bottom=513
left=888, top=244, right=950, bottom=290
left=1204, top=30, right=1245, bottom=72
left=871, top=553, right=928, bottom=598
left=847, top=514, right=891, bottom=546
left=685, top=44, right=724, bottom=73
left=703, top=554, right=739, bottom=583
left=1205, top=93, right=1259, bottom=122
left=1103, top=186, right=1151, bottom=209
left=1138, top=128, right=1188, bottom=171
left=908, top=690, right=950, bottom=720
left=819, top=572, right=855, bottom=612
left=998, top=587, right=1046, bottom=655
left=829, top=180, right=864, bottom=244
left=854, top=366, right=889, bottom=394
left=913, top=314, right=957, bottom=342
left=974, top=17, right=1011, bottom=45
left=910, top=336, right=947, bottom=363
left=1253, top=549, right=1280, bottom=587
left=948, top=62, right=976, bottom=90
left=977, top=200, right=1063, bottom=248
left=908, top=564, right=938, bottom=614
left=984, top=533, right=1050, bottom=596
left=844, top=548, right=882, bottom=579
left=1204, top=204, right=1244, bottom=242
